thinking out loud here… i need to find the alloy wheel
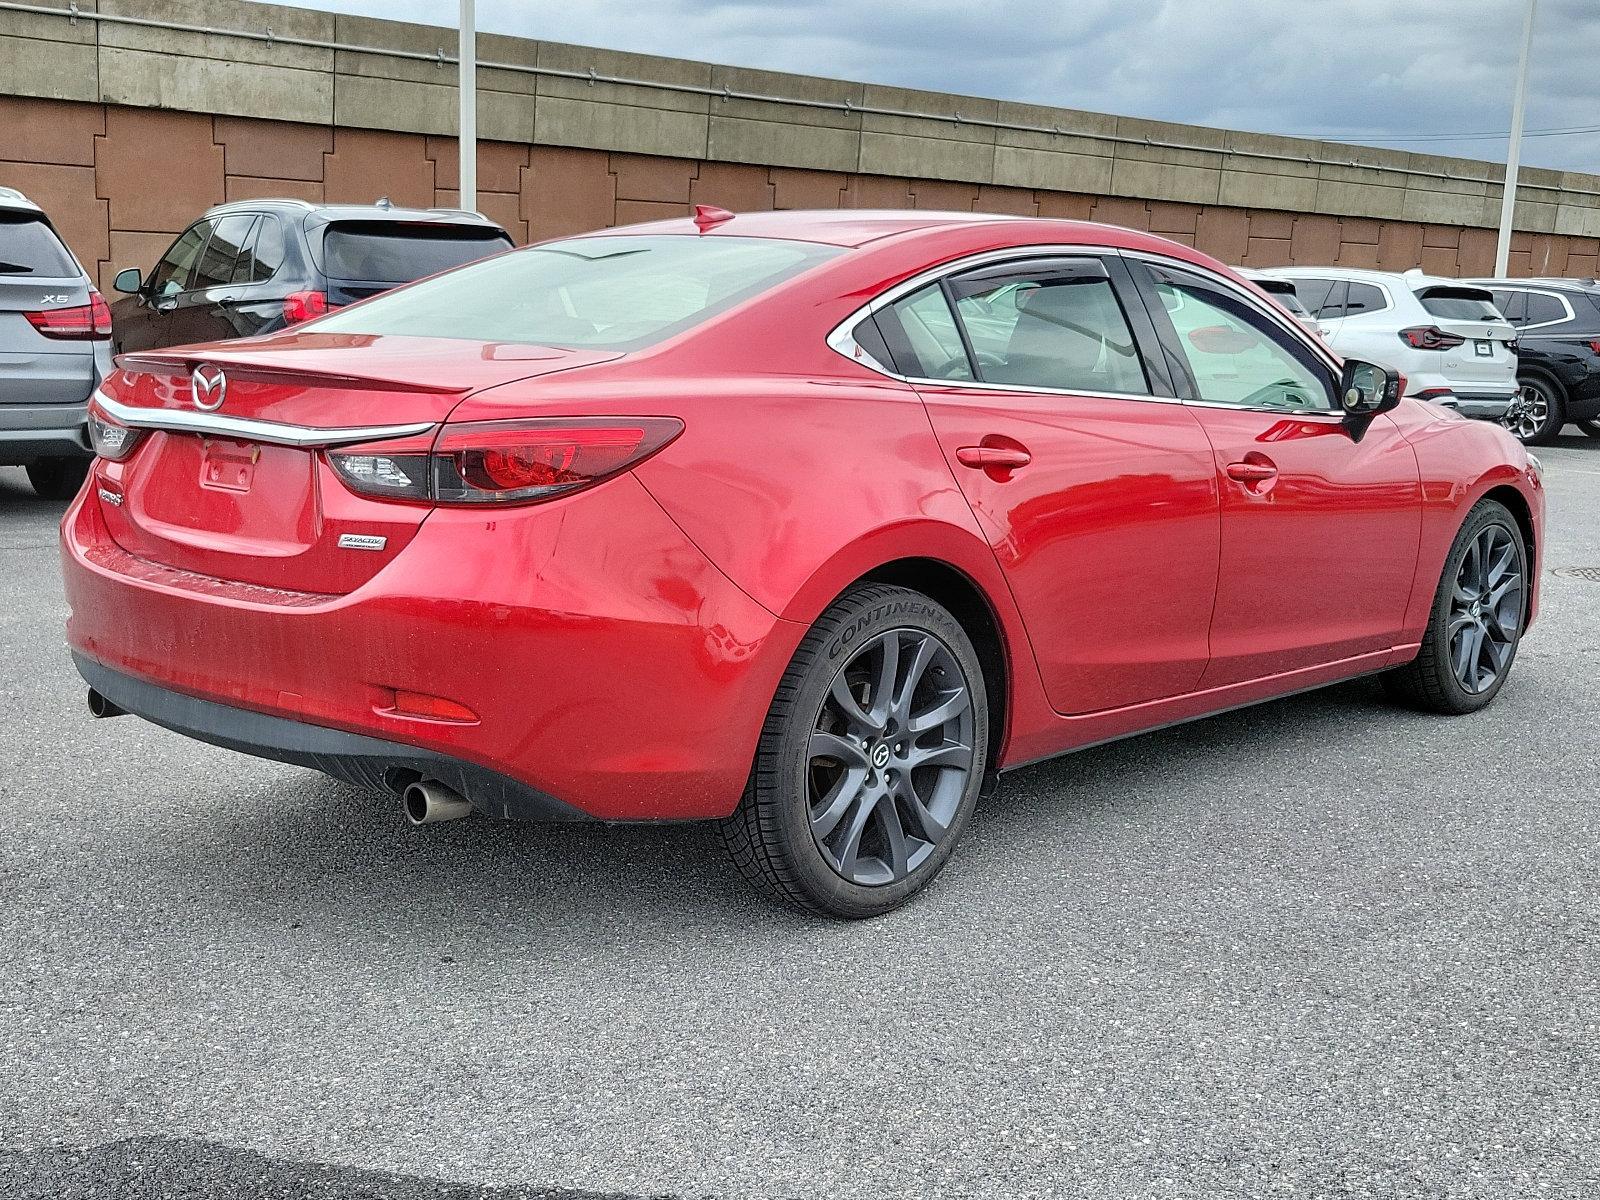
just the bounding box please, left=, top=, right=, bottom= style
left=1501, top=383, right=1548, bottom=443
left=806, top=629, right=976, bottom=886
left=1447, top=523, right=1524, bottom=694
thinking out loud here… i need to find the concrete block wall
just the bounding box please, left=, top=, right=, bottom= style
left=3, top=0, right=1599, bottom=290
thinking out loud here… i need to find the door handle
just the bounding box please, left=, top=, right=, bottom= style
left=956, top=446, right=1032, bottom=470
left=1225, top=461, right=1277, bottom=483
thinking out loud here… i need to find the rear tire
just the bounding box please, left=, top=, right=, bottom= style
left=718, top=584, right=989, bottom=919
left=25, top=456, right=90, bottom=501
left=1501, top=377, right=1564, bottom=446
left=1578, top=418, right=1600, bottom=439
left=1382, top=499, right=1527, bottom=714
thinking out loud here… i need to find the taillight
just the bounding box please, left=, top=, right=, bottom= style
left=87, top=402, right=145, bottom=462
left=283, top=290, right=329, bottom=324
left=26, top=292, right=112, bottom=340
left=1398, top=326, right=1466, bottom=351
left=327, top=417, right=684, bottom=506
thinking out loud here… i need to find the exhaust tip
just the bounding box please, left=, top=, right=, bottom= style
left=86, top=688, right=125, bottom=719
left=402, top=780, right=473, bottom=826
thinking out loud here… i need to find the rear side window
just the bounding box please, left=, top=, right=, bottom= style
left=1490, top=289, right=1525, bottom=322
left=949, top=262, right=1149, bottom=395
left=1522, top=292, right=1569, bottom=325
left=1344, top=283, right=1387, bottom=315
left=240, top=216, right=287, bottom=283
left=879, top=284, right=974, bottom=380
left=321, top=222, right=512, bottom=283
left=0, top=212, right=77, bottom=277
left=1418, top=287, right=1498, bottom=320
left=311, top=234, right=844, bottom=351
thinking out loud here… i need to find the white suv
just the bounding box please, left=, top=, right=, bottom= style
left=1275, top=267, right=1517, bottom=420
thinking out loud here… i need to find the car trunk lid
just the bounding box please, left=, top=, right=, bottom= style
left=1414, top=285, right=1517, bottom=385
left=97, top=333, right=621, bottom=593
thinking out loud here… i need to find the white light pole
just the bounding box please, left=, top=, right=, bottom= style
left=1494, top=0, right=1537, bottom=277
left=458, top=0, right=477, bottom=213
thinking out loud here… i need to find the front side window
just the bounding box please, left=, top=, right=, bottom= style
left=1151, top=267, right=1334, bottom=412
left=949, top=263, right=1149, bottom=395
left=191, top=214, right=255, bottom=290
left=149, top=224, right=209, bottom=297
left=312, top=234, right=843, bottom=351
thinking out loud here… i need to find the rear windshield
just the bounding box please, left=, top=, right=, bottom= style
left=321, top=222, right=513, bottom=283
left=1418, top=287, right=1499, bottom=320
left=311, top=234, right=846, bottom=350
left=0, top=212, right=76, bottom=277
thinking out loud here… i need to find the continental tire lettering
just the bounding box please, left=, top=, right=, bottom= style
left=826, top=599, right=940, bottom=659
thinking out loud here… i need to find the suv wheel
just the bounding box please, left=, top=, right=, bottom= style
left=719, top=584, right=989, bottom=918
left=1577, top=418, right=1600, bottom=440
left=1501, top=377, right=1564, bottom=445
left=25, top=456, right=90, bottom=501
left=1383, top=499, right=1526, bottom=714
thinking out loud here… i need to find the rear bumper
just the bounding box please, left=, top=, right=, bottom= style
left=60, top=471, right=800, bottom=822
left=0, top=402, right=91, bottom=463
left=75, top=653, right=587, bottom=821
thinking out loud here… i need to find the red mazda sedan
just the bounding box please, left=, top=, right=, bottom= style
left=63, top=209, right=1544, bottom=917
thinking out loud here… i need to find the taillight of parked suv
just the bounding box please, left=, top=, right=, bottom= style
left=283, top=290, right=331, bottom=324
left=1398, top=326, right=1466, bottom=351
left=25, top=292, right=112, bottom=340
left=328, top=417, right=684, bottom=506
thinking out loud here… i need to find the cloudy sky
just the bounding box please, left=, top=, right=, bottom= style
left=276, top=0, right=1600, bottom=174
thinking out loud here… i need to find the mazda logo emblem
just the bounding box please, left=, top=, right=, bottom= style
left=191, top=364, right=226, bottom=411
left=871, top=743, right=892, bottom=769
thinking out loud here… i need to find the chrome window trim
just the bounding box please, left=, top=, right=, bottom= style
left=92, top=391, right=435, bottom=448
left=1503, top=286, right=1576, bottom=330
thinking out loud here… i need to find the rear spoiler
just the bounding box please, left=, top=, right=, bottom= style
left=114, top=352, right=466, bottom=395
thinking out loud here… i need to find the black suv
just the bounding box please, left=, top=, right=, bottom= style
left=1466, top=276, right=1600, bottom=444
left=110, top=199, right=514, bottom=354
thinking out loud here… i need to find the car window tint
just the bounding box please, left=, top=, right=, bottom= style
left=1152, top=270, right=1334, bottom=412
left=0, top=213, right=77, bottom=277
left=149, top=225, right=209, bottom=297
left=1523, top=292, right=1567, bottom=325
left=312, top=234, right=844, bottom=352
left=246, top=216, right=286, bottom=283
left=1285, top=277, right=1335, bottom=316
left=882, top=284, right=974, bottom=381
left=951, top=267, right=1149, bottom=395
left=227, top=217, right=261, bottom=284
left=1345, top=283, right=1387, bottom=315
left=192, top=215, right=255, bottom=290
left=1318, top=280, right=1350, bottom=320
left=1418, top=288, right=1499, bottom=320
left=321, top=223, right=512, bottom=284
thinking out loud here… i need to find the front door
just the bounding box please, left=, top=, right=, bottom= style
left=873, top=256, right=1220, bottom=716
left=1132, top=260, right=1422, bottom=687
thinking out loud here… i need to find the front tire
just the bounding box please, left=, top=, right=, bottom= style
left=25, top=456, right=90, bottom=501
left=719, top=584, right=989, bottom=919
left=1501, top=377, right=1564, bottom=446
left=1383, top=499, right=1527, bottom=714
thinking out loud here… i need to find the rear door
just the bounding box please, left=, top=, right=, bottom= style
left=881, top=255, right=1220, bottom=716
left=315, top=221, right=513, bottom=306
left=1130, top=259, right=1422, bottom=685
left=0, top=208, right=96, bottom=409
left=179, top=213, right=260, bottom=346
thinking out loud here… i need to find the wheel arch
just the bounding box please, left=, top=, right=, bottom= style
left=856, top=557, right=1011, bottom=776
left=1482, top=482, right=1537, bottom=582
left=1517, top=361, right=1569, bottom=406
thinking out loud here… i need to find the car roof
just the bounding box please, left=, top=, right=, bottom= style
left=201, top=197, right=507, bottom=230
left=1463, top=276, right=1600, bottom=292
left=0, top=185, right=44, bottom=216
left=574, top=208, right=1234, bottom=258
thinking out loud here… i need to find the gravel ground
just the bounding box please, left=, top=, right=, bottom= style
left=1, top=441, right=1596, bottom=1200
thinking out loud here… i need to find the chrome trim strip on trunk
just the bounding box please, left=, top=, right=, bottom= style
left=92, top=392, right=435, bottom=448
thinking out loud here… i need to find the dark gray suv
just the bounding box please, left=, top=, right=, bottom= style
left=0, top=187, right=111, bottom=499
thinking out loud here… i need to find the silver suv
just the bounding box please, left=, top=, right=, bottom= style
left=0, top=187, right=112, bottom=499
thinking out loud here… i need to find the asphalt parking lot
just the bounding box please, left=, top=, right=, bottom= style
left=1, top=442, right=1596, bottom=1200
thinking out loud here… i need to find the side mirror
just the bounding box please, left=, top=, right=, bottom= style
left=1338, top=358, right=1402, bottom=442
left=112, top=267, right=143, bottom=295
